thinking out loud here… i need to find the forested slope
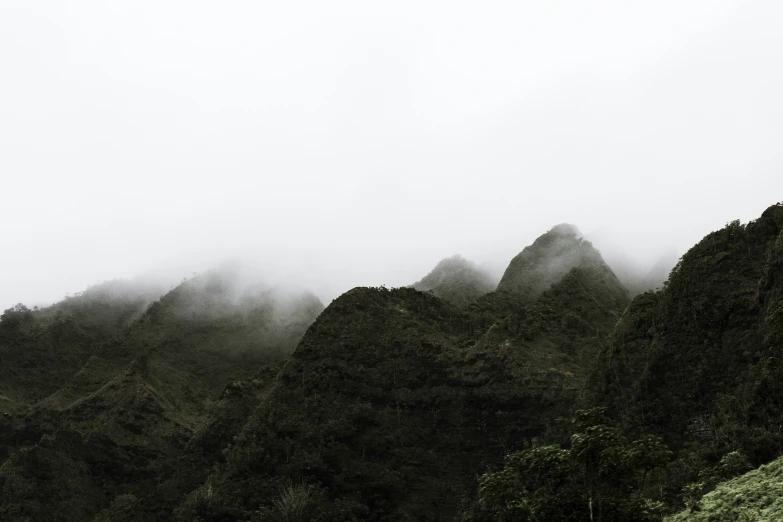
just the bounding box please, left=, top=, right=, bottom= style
left=591, top=204, right=783, bottom=500
left=0, top=271, right=323, bottom=521
left=170, top=229, right=629, bottom=521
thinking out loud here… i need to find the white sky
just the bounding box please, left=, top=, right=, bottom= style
left=2, top=1, right=783, bottom=308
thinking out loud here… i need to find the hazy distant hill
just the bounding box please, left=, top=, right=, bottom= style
left=605, top=251, right=679, bottom=297
left=412, top=254, right=496, bottom=306
left=497, top=223, right=610, bottom=299
left=638, top=252, right=679, bottom=292
left=0, top=279, right=165, bottom=413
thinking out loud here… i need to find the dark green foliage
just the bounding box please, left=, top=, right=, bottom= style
left=181, top=287, right=480, bottom=520
left=0, top=271, right=324, bottom=521
left=176, top=246, right=629, bottom=521
left=478, top=408, right=671, bottom=522
left=0, top=280, right=164, bottom=413
left=0, top=430, right=105, bottom=522
left=592, top=203, right=783, bottom=506
left=0, top=303, right=34, bottom=330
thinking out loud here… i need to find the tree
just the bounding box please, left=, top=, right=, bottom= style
left=0, top=303, right=33, bottom=329
left=478, top=409, right=672, bottom=522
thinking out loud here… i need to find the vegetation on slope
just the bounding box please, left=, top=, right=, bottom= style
left=412, top=255, right=497, bottom=306
left=478, top=408, right=672, bottom=522
left=667, top=454, right=783, bottom=522
left=4, top=204, right=783, bottom=521
left=497, top=224, right=607, bottom=300
left=592, top=203, right=783, bottom=508
left=171, top=238, right=629, bottom=521
left=0, top=279, right=165, bottom=413
left=0, top=270, right=324, bottom=521
left=461, top=204, right=783, bottom=521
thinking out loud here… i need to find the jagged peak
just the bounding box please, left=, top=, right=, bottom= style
left=413, top=254, right=496, bottom=306
left=497, top=223, right=614, bottom=299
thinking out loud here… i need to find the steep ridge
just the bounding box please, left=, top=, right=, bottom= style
left=0, top=279, right=165, bottom=414
left=172, top=287, right=473, bottom=520
left=466, top=262, right=629, bottom=402
left=412, top=255, right=497, bottom=306
left=592, top=203, right=783, bottom=502
left=32, top=270, right=323, bottom=417
left=455, top=247, right=629, bottom=451
left=0, top=270, right=324, bottom=521
left=171, top=231, right=629, bottom=520
left=497, top=223, right=605, bottom=300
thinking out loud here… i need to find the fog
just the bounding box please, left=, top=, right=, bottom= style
left=3, top=1, right=783, bottom=310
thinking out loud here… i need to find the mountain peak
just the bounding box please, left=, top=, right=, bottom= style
left=497, top=223, right=616, bottom=299
left=548, top=223, right=581, bottom=237
left=413, top=254, right=496, bottom=306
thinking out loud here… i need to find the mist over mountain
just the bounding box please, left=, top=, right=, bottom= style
left=638, top=252, right=681, bottom=292
left=0, top=279, right=166, bottom=414
left=497, top=224, right=613, bottom=299
left=0, top=267, right=324, bottom=496
left=412, top=255, right=497, bottom=306
left=4, top=203, right=783, bottom=521
left=4, top=1, right=783, bottom=518
left=602, top=250, right=680, bottom=297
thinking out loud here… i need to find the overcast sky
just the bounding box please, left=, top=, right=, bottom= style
left=2, top=1, right=783, bottom=308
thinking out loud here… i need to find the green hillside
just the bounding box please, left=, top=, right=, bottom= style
left=590, top=203, right=783, bottom=507
left=667, top=455, right=783, bottom=522
left=0, top=270, right=323, bottom=521
left=0, top=279, right=165, bottom=413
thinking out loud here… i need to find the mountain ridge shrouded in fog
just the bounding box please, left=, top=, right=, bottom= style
left=497, top=224, right=612, bottom=299
left=3, top=203, right=783, bottom=520
left=4, top=2, right=783, bottom=519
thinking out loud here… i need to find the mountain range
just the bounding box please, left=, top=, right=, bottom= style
left=1, top=203, right=782, bottom=521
